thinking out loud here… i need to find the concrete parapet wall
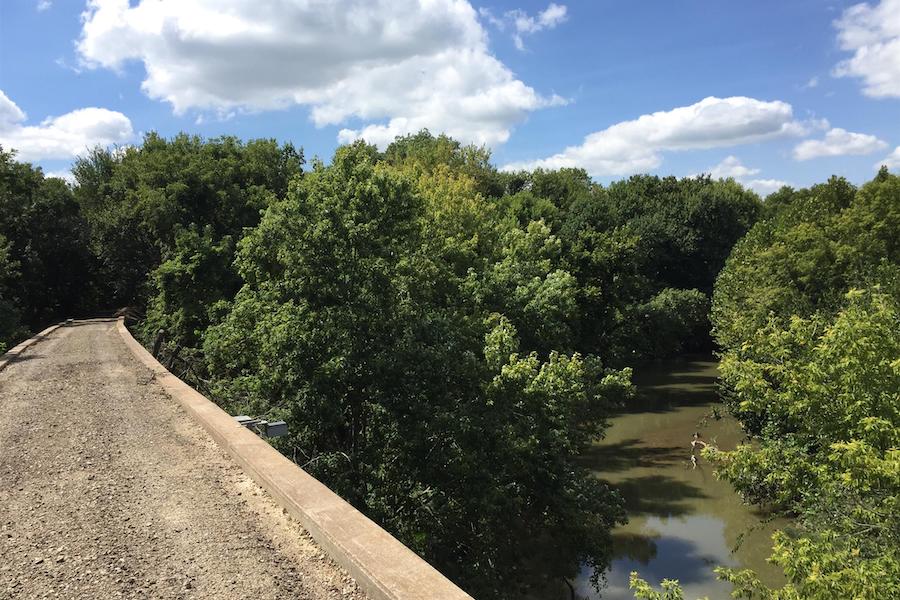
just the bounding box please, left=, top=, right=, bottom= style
left=115, top=317, right=473, bottom=600
left=0, top=323, right=63, bottom=373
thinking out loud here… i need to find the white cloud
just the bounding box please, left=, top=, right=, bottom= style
left=793, top=127, right=887, bottom=160
left=515, top=3, right=568, bottom=33
left=502, top=96, right=810, bottom=177
left=876, top=146, right=900, bottom=170
left=706, top=155, right=760, bottom=178
left=746, top=178, right=789, bottom=195
left=43, top=169, right=75, bottom=184
left=697, top=156, right=788, bottom=197
left=77, top=0, right=563, bottom=148
left=512, top=4, right=568, bottom=50
left=802, top=76, right=819, bottom=89
left=478, top=7, right=505, bottom=30
left=480, top=3, right=567, bottom=50
left=0, top=90, right=134, bottom=162
left=833, top=0, right=900, bottom=98
left=37, top=0, right=52, bottom=12
left=0, top=92, right=26, bottom=129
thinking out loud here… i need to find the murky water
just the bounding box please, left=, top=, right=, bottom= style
left=571, top=357, right=785, bottom=599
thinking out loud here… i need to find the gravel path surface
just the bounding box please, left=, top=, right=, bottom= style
left=0, top=319, right=366, bottom=600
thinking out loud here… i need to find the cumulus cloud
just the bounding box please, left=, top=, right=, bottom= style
left=793, top=127, right=887, bottom=161
left=481, top=3, right=568, bottom=50
left=697, top=156, right=788, bottom=197
left=0, top=92, right=27, bottom=129
left=77, top=0, right=563, bottom=148
left=706, top=155, right=761, bottom=179
left=502, top=96, right=810, bottom=177
left=43, top=169, right=75, bottom=184
left=833, top=0, right=900, bottom=98
left=877, top=146, right=900, bottom=170
left=37, top=0, right=52, bottom=12
left=0, top=90, right=133, bottom=162
left=746, top=178, right=790, bottom=196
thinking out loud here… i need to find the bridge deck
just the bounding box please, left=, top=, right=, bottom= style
left=0, top=319, right=365, bottom=600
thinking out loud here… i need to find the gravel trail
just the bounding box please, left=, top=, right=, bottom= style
left=0, top=319, right=366, bottom=600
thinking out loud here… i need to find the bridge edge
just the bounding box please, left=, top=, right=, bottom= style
left=0, top=322, right=64, bottom=373
left=115, top=317, right=473, bottom=600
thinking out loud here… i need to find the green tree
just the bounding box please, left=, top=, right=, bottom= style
left=0, top=233, right=25, bottom=351
left=629, top=572, right=706, bottom=600
left=702, top=170, right=900, bottom=599
left=629, top=287, right=710, bottom=357
left=498, top=167, right=594, bottom=231
left=711, top=176, right=869, bottom=350
left=382, top=129, right=505, bottom=198
left=204, top=142, right=632, bottom=598
left=143, top=227, right=239, bottom=349
left=72, top=133, right=303, bottom=311
left=603, top=175, right=761, bottom=296
left=707, top=290, right=900, bottom=599
left=559, top=174, right=760, bottom=361
left=0, top=146, right=98, bottom=338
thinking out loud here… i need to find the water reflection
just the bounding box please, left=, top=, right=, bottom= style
left=613, top=475, right=709, bottom=518
left=612, top=532, right=659, bottom=564
left=567, top=357, right=785, bottom=600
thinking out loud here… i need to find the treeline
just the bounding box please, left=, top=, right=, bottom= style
left=708, top=170, right=900, bottom=599
left=633, top=170, right=900, bottom=599
left=0, top=151, right=97, bottom=348
left=0, top=132, right=762, bottom=598
left=0, top=135, right=302, bottom=352
left=0, top=132, right=759, bottom=596
left=4, top=130, right=895, bottom=598
left=1, top=132, right=759, bottom=363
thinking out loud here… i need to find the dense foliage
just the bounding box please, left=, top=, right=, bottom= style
left=556, top=173, right=760, bottom=361
left=634, top=169, right=899, bottom=599
left=709, top=170, right=899, bottom=599
left=3, top=130, right=772, bottom=598
left=0, top=147, right=97, bottom=350
left=71, top=132, right=304, bottom=347
left=203, top=143, right=632, bottom=594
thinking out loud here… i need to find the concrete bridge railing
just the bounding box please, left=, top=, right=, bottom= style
left=113, top=317, right=473, bottom=600
left=0, top=322, right=63, bottom=373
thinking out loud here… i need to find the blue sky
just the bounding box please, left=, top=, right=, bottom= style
left=1, top=0, right=898, bottom=193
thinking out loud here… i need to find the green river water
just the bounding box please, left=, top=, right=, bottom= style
left=567, top=356, right=786, bottom=599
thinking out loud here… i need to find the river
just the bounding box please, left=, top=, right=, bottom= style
left=569, top=356, right=785, bottom=599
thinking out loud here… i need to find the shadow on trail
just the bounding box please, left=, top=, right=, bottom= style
left=1, top=353, right=44, bottom=365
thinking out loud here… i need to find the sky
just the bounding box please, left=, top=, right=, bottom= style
left=1, top=0, right=898, bottom=193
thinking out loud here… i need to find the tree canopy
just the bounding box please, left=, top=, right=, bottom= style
left=203, top=142, right=632, bottom=595
left=706, top=171, right=900, bottom=599
left=633, top=169, right=900, bottom=600
left=0, top=146, right=97, bottom=348
left=6, top=131, right=893, bottom=599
